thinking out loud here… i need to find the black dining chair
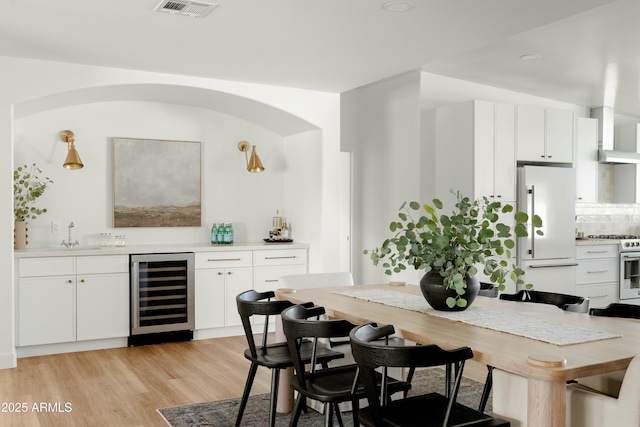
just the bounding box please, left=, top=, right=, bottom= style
left=499, top=289, right=589, bottom=313
left=575, top=303, right=640, bottom=396
left=350, top=323, right=510, bottom=427
left=281, top=304, right=411, bottom=427
left=589, top=302, right=640, bottom=319
left=235, top=290, right=344, bottom=427
left=475, top=289, right=589, bottom=413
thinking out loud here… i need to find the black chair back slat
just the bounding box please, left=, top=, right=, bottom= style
left=590, top=303, right=640, bottom=319
left=500, top=289, right=589, bottom=313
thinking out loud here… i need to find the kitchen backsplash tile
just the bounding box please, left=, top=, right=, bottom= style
left=576, top=202, right=640, bottom=235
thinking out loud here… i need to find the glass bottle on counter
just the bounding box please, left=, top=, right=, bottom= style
left=211, top=223, right=218, bottom=245
left=217, top=223, right=226, bottom=244
left=228, top=223, right=234, bottom=244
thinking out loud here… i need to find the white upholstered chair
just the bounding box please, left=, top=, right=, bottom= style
left=566, top=355, right=640, bottom=427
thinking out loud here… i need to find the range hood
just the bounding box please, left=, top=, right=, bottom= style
left=591, top=107, right=640, bottom=164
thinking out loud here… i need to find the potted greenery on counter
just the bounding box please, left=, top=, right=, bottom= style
left=364, top=190, right=542, bottom=310
left=14, top=163, right=53, bottom=248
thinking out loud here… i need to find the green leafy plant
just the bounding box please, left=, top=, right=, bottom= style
left=364, top=190, right=543, bottom=308
left=14, top=163, right=53, bottom=222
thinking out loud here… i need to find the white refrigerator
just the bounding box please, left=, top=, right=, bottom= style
left=517, top=165, right=577, bottom=294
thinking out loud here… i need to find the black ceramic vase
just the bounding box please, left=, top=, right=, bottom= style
left=419, top=270, right=480, bottom=311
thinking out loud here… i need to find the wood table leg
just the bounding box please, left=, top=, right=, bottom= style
left=275, top=315, right=294, bottom=414
left=528, top=378, right=566, bottom=427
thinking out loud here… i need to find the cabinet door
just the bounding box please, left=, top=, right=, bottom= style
left=77, top=273, right=129, bottom=341
left=224, top=268, right=253, bottom=327
left=194, top=269, right=225, bottom=329
left=575, top=117, right=598, bottom=202
left=19, top=276, right=75, bottom=346
left=493, top=103, right=516, bottom=200
left=545, top=108, right=574, bottom=163
left=254, top=265, right=308, bottom=293
left=516, top=105, right=545, bottom=162
left=473, top=100, right=496, bottom=200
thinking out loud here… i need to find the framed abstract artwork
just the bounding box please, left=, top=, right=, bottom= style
left=113, top=137, right=202, bottom=227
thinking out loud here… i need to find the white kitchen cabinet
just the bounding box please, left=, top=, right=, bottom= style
left=613, top=124, right=640, bottom=203
left=76, top=256, right=129, bottom=341
left=435, top=100, right=516, bottom=203
left=19, top=275, right=76, bottom=346
left=194, top=251, right=253, bottom=328
left=516, top=105, right=574, bottom=163
left=575, top=117, right=599, bottom=202
left=575, top=244, right=619, bottom=308
left=194, top=269, right=225, bottom=329
left=253, top=248, right=308, bottom=293
left=17, top=255, right=129, bottom=347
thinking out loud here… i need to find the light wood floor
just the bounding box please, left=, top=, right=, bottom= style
left=0, top=336, right=272, bottom=427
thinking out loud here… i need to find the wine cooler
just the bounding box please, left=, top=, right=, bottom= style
left=129, top=252, right=195, bottom=345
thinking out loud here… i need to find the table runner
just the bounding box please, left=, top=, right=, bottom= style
left=335, top=288, right=621, bottom=346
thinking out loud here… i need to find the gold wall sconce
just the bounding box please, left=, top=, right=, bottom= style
left=61, top=130, right=83, bottom=170
left=238, top=141, right=264, bottom=173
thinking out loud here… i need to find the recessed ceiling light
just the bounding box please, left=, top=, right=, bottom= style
left=382, top=2, right=415, bottom=12
left=520, top=54, right=541, bottom=61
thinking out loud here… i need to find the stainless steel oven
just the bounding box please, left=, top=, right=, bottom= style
left=588, top=235, right=640, bottom=302
left=620, top=248, right=640, bottom=300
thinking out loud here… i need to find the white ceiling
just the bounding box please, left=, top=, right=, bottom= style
left=2, top=0, right=639, bottom=116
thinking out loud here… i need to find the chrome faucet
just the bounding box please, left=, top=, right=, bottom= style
left=61, top=222, right=79, bottom=248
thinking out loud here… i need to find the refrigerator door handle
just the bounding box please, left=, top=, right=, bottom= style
left=528, top=263, right=579, bottom=268
left=528, top=185, right=535, bottom=257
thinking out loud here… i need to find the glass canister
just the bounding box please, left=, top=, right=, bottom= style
left=99, top=233, right=112, bottom=247
left=114, top=235, right=126, bottom=247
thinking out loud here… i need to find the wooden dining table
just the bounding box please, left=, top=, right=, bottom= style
left=276, top=283, right=640, bottom=427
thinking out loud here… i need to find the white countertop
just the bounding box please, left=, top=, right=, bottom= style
left=575, top=239, right=621, bottom=246
left=14, top=241, right=310, bottom=258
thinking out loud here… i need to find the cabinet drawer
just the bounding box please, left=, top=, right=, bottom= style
left=253, top=249, right=307, bottom=267
left=254, top=265, right=307, bottom=292
left=195, top=251, right=252, bottom=269
left=576, top=245, right=618, bottom=259
left=19, top=257, right=75, bottom=277
left=576, top=259, right=618, bottom=284
left=77, top=255, right=129, bottom=274
left=575, top=282, right=619, bottom=309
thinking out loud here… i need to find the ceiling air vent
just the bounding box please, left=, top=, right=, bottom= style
left=154, top=0, right=218, bottom=18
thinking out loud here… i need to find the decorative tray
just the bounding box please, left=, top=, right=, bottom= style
left=263, top=238, right=293, bottom=243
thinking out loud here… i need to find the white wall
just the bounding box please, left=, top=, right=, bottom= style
left=1, top=55, right=341, bottom=369
left=342, top=72, right=422, bottom=286
left=14, top=101, right=286, bottom=246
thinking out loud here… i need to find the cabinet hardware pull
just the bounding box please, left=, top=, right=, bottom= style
left=264, top=256, right=297, bottom=260
left=227, top=271, right=232, bottom=275
left=587, top=294, right=608, bottom=298
left=208, top=258, right=242, bottom=262
left=67, top=279, right=72, bottom=283
left=587, top=250, right=609, bottom=254
left=265, top=279, right=279, bottom=282
left=587, top=270, right=608, bottom=274
left=80, top=279, right=85, bottom=283
left=217, top=272, right=223, bottom=275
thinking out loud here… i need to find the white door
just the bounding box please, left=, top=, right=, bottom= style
left=339, top=151, right=352, bottom=273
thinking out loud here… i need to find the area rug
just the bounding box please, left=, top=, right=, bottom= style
left=158, top=368, right=491, bottom=426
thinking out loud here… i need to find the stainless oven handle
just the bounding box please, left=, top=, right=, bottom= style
left=621, top=255, right=640, bottom=261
